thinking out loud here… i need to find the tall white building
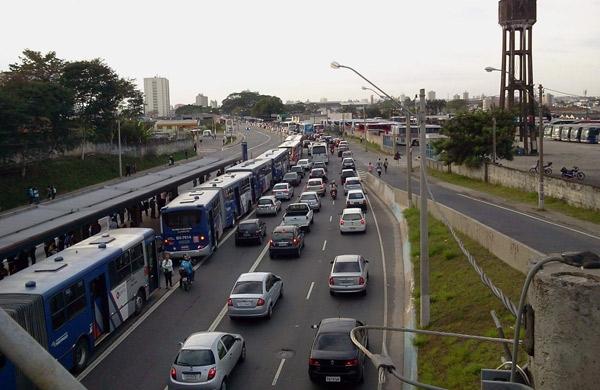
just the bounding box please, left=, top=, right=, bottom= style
left=427, top=90, right=436, bottom=101
left=195, top=93, right=209, bottom=107
left=543, top=93, right=554, bottom=107
left=462, top=91, right=469, bottom=100
left=210, top=100, right=218, bottom=109
left=144, top=77, right=170, bottom=117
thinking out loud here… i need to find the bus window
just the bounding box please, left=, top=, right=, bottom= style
left=130, top=244, right=144, bottom=272
left=50, top=280, right=86, bottom=330
left=163, top=210, right=200, bottom=229
left=110, top=254, right=131, bottom=285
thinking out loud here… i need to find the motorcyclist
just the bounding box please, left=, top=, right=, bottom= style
left=180, top=255, right=194, bottom=284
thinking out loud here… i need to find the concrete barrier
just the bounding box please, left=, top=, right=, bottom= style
left=363, top=173, right=544, bottom=274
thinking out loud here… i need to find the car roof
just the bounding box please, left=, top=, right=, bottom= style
left=342, top=208, right=363, bottom=214
left=342, top=157, right=354, bottom=161
left=318, top=318, right=359, bottom=333
left=273, top=182, right=289, bottom=186
left=284, top=172, right=298, bottom=176
left=259, top=195, right=277, bottom=200
left=334, top=254, right=361, bottom=262
left=237, top=272, right=270, bottom=282
left=311, top=168, right=325, bottom=172
left=345, top=177, right=360, bottom=182
left=183, top=332, right=225, bottom=349
left=274, top=225, right=297, bottom=233
left=301, top=191, right=318, bottom=196
left=239, top=218, right=259, bottom=225
left=347, top=189, right=364, bottom=195
left=341, top=169, right=355, bottom=174
left=308, top=178, right=323, bottom=182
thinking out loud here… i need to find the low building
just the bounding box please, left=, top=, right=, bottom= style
left=153, top=119, right=199, bottom=140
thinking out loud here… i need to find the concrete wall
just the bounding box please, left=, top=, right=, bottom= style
left=363, top=173, right=544, bottom=274
left=427, top=159, right=600, bottom=212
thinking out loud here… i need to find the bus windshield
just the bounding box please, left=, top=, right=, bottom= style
left=163, top=210, right=201, bottom=229
left=312, top=145, right=326, bottom=154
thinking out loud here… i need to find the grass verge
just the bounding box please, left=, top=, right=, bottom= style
left=428, top=168, right=600, bottom=225
left=404, top=207, right=526, bottom=389
left=346, top=135, right=387, bottom=154
left=1, top=149, right=194, bottom=211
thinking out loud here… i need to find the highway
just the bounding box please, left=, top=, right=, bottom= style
left=80, top=143, right=401, bottom=389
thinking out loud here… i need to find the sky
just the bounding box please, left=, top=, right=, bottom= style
left=1, top=0, right=599, bottom=105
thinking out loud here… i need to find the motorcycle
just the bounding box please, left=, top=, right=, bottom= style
left=330, top=187, right=337, bottom=199
left=529, top=161, right=552, bottom=175
left=560, top=166, right=585, bottom=181
left=179, top=268, right=192, bottom=291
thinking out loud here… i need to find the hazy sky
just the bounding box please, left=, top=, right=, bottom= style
left=2, top=0, right=599, bottom=105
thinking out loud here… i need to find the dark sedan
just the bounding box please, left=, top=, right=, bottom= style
left=269, top=225, right=305, bottom=258
left=283, top=172, right=301, bottom=187
left=235, top=219, right=266, bottom=245
left=290, top=165, right=305, bottom=178
left=308, top=318, right=368, bottom=384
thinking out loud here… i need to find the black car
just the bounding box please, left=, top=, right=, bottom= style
left=235, top=219, right=266, bottom=245
left=283, top=172, right=301, bottom=187
left=290, top=165, right=305, bottom=179
left=308, top=318, right=368, bottom=384
left=340, top=169, right=358, bottom=184
left=309, top=168, right=328, bottom=183
left=341, top=158, right=356, bottom=171
left=269, top=225, right=305, bottom=258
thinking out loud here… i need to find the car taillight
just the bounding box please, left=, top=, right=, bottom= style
left=256, top=298, right=265, bottom=306
left=227, top=298, right=233, bottom=306
left=269, top=239, right=274, bottom=246
left=293, top=238, right=298, bottom=244
left=340, top=219, right=344, bottom=225
left=329, top=277, right=334, bottom=285
left=358, top=277, right=365, bottom=285
left=309, top=358, right=320, bottom=366
left=345, top=358, right=359, bottom=367
left=360, top=218, right=365, bottom=225
left=170, top=367, right=176, bottom=379
left=207, top=367, right=216, bottom=380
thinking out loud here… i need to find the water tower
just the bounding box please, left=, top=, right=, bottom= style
left=498, top=0, right=537, bottom=153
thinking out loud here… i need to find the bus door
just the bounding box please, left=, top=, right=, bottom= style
left=234, top=187, right=242, bottom=217
left=90, top=274, right=110, bottom=345
left=146, top=239, right=160, bottom=292
left=208, top=209, right=216, bottom=249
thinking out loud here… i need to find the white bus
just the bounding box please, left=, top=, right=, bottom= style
left=309, top=141, right=328, bottom=164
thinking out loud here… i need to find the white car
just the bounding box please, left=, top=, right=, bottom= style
left=305, top=178, right=325, bottom=196
left=169, top=331, right=245, bottom=390
left=339, top=208, right=366, bottom=234
left=343, top=177, right=363, bottom=195
left=256, top=196, right=281, bottom=216
left=328, top=254, right=369, bottom=296
left=273, top=183, right=294, bottom=200
left=346, top=189, right=367, bottom=211
left=297, top=159, right=313, bottom=171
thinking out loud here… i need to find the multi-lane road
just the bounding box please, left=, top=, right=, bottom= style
left=79, top=139, right=401, bottom=389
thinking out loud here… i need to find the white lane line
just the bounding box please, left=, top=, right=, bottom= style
left=457, top=193, right=600, bottom=241
left=306, top=282, right=315, bottom=300
left=272, top=358, right=286, bottom=386
left=329, top=215, right=333, bottom=223
left=322, top=240, right=327, bottom=251
left=217, top=210, right=256, bottom=249
left=207, top=242, right=270, bottom=332
left=365, top=194, right=390, bottom=355
left=332, top=200, right=335, bottom=206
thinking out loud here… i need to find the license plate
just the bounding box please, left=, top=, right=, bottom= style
left=182, top=373, right=199, bottom=381
left=326, top=376, right=341, bottom=382
left=238, top=301, right=253, bottom=307
left=277, top=242, right=288, bottom=247
left=243, top=233, right=251, bottom=236
left=180, top=245, right=189, bottom=250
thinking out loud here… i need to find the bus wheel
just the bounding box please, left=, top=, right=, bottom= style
left=134, top=289, right=146, bottom=315
left=73, top=338, right=89, bottom=373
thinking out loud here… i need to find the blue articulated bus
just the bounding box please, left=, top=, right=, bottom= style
left=256, top=148, right=290, bottom=182
left=196, top=172, right=254, bottom=228
left=161, top=188, right=225, bottom=259
left=0, top=228, right=160, bottom=389
left=226, top=159, right=273, bottom=198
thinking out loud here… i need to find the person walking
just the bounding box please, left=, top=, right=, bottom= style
left=368, top=162, right=373, bottom=173
left=47, top=185, right=53, bottom=199
left=168, top=155, right=174, bottom=166
left=383, top=158, right=389, bottom=174
left=376, top=164, right=382, bottom=177
left=161, top=253, right=173, bottom=289
left=32, top=187, right=40, bottom=204
left=150, top=197, right=157, bottom=219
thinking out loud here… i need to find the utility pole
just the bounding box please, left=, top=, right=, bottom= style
left=363, top=106, right=368, bottom=151
left=406, top=113, right=413, bottom=207
left=538, top=84, right=545, bottom=210
left=117, top=120, right=122, bottom=177
left=419, top=88, right=430, bottom=327
left=492, top=116, right=497, bottom=164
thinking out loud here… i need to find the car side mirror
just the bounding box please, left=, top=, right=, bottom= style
left=311, top=324, right=319, bottom=329
left=330, top=260, right=334, bottom=264
left=178, top=341, right=184, bottom=347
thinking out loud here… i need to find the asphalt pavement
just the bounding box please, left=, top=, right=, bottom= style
left=80, top=141, right=400, bottom=390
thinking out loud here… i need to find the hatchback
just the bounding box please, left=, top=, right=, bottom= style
left=256, top=196, right=281, bottom=216
left=283, top=172, right=301, bottom=187
left=305, top=178, right=325, bottom=196
left=309, top=168, right=328, bottom=183
left=308, top=318, right=368, bottom=384
left=341, top=158, right=356, bottom=171
left=227, top=272, right=283, bottom=319
left=346, top=189, right=367, bottom=210
left=269, top=225, right=305, bottom=258
left=235, top=219, right=266, bottom=246
left=339, top=208, right=366, bottom=234
left=328, top=254, right=369, bottom=295
left=343, top=177, right=363, bottom=195
left=341, top=150, right=353, bottom=160
left=299, top=191, right=321, bottom=211
left=290, top=165, right=305, bottom=178
left=340, top=169, right=357, bottom=184
left=337, top=145, right=349, bottom=157
left=169, top=331, right=245, bottom=390
left=273, top=182, right=294, bottom=200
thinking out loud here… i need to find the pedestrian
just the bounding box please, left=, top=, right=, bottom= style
left=192, top=178, right=197, bottom=187
left=377, top=165, right=382, bottom=177
left=368, top=162, right=373, bottom=173
left=27, top=187, right=34, bottom=204
left=125, top=164, right=131, bottom=176
left=161, top=253, right=173, bottom=289
left=32, top=187, right=40, bottom=204
left=47, top=185, right=53, bottom=199
left=168, top=155, right=174, bottom=166
left=193, top=143, right=197, bottom=153
left=51, top=185, right=57, bottom=200
left=143, top=200, right=149, bottom=217
left=383, top=158, right=389, bottom=174
left=184, top=150, right=188, bottom=159
left=150, top=197, right=157, bottom=219
left=132, top=163, right=137, bottom=174
left=109, top=216, right=118, bottom=229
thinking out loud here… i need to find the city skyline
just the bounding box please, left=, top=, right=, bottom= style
left=1, top=0, right=598, bottom=105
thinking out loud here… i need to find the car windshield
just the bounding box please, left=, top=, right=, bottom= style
left=342, top=171, right=355, bottom=177
left=333, top=261, right=360, bottom=273
left=299, top=160, right=309, bottom=164
left=232, top=281, right=263, bottom=294
left=163, top=210, right=200, bottom=229
left=258, top=198, right=273, bottom=205
left=176, top=349, right=215, bottom=366
left=346, top=179, right=360, bottom=185
left=343, top=213, right=362, bottom=221
left=283, top=173, right=296, bottom=180
left=349, top=193, right=364, bottom=199
left=291, top=166, right=302, bottom=172
left=315, top=333, right=355, bottom=352
left=238, top=223, right=257, bottom=232
left=300, top=194, right=316, bottom=201
left=273, top=184, right=288, bottom=190
left=308, top=180, right=321, bottom=186
left=273, top=231, right=294, bottom=240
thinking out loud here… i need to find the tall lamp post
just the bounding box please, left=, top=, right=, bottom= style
left=331, top=61, right=429, bottom=326
left=485, top=66, right=545, bottom=210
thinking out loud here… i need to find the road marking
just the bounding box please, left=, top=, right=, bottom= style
left=365, top=193, right=390, bottom=355
left=332, top=200, right=335, bottom=206
left=322, top=240, right=327, bottom=251
left=306, top=282, right=315, bottom=300
left=329, top=215, right=333, bottom=223
left=217, top=210, right=256, bottom=249
left=207, top=242, right=270, bottom=332
left=272, top=358, right=286, bottom=386
left=457, top=193, right=600, bottom=241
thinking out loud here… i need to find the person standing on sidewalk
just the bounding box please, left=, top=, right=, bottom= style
left=161, top=253, right=173, bottom=289
left=383, top=158, right=389, bottom=174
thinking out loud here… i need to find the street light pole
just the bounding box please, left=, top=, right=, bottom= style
left=406, top=111, right=413, bottom=207
left=538, top=84, right=545, bottom=210
left=419, top=89, right=430, bottom=327
left=363, top=106, right=367, bottom=151
left=117, top=120, right=122, bottom=177
left=492, top=116, right=497, bottom=164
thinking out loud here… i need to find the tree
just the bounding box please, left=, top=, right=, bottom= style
left=7, top=49, right=65, bottom=83
left=221, top=91, right=263, bottom=115
left=433, top=109, right=515, bottom=168
left=426, top=99, right=447, bottom=115
left=251, top=96, right=284, bottom=119
left=446, top=99, right=468, bottom=113
left=175, top=104, right=209, bottom=116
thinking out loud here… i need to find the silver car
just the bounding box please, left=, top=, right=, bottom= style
left=328, top=255, right=369, bottom=296
left=305, top=178, right=325, bottom=196
left=299, top=191, right=321, bottom=211
left=256, top=196, right=281, bottom=216
left=343, top=177, right=363, bottom=195
left=169, top=331, right=245, bottom=390
left=273, top=183, right=294, bottom=200
left=227, top=272, right=283, bottom=319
